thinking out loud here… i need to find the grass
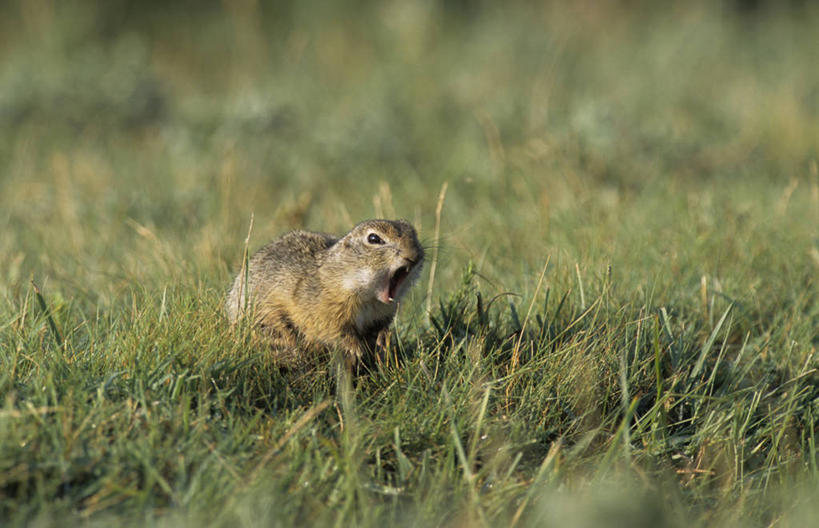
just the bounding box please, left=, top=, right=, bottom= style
left=2, top=0, right=819, bottom=526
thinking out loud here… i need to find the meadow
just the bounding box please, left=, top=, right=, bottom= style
left=1, top=1, right=818, bottom=525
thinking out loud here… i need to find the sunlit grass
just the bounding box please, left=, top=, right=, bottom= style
left=1, top=1, right=818, bottom=526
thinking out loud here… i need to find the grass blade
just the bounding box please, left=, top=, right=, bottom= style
left=691, top=305, right=732, bottom=380
left=31, top=280, right=63, bottom=351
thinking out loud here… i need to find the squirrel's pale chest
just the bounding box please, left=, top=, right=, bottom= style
left=341, top=268, right=375, bottom=292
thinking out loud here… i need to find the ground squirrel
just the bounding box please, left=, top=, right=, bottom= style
left=226, top=219, right=424, bottom=364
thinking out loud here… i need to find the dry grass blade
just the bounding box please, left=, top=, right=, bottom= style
left=247, top=399, right=332, bottom=484
left=510, top=257, right=550, bottom=372
left=0, top=406, right=61, bottom=418
left=426, top=181, right=448, bottom=324
left=509, top=440, right=562, bottom=528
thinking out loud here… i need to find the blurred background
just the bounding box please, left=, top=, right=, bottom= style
left=2, top=3, right=819, bottom=524
left=1, top=0, right=817, bottom=304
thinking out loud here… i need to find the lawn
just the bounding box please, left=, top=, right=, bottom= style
left=1, top=1, right=818, bottom=526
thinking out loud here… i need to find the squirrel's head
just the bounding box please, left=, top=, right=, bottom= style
left=332, top=219, right=425, bottom=305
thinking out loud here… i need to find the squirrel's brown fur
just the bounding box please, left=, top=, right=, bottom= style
left=226, top=219, right=424, bottom=364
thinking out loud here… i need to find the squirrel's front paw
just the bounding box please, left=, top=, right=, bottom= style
left=375, top=329, right=391, bottom=350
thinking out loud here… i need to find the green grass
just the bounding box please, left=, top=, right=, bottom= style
left=2, top=1, right=819, bottom=526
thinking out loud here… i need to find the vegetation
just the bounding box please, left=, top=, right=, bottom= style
left=1, top=1, right=818, bottom=525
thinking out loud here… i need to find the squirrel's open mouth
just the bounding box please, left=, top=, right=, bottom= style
left=387, top=264, right=411, bottom=302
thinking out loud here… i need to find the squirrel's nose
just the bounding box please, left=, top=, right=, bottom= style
left=396, top=245, right=421, bottom=266
left=401, top=254, right=419, bottom=268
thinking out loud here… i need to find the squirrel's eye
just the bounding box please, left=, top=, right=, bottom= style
left=367, top=233, right=384, bottom=245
